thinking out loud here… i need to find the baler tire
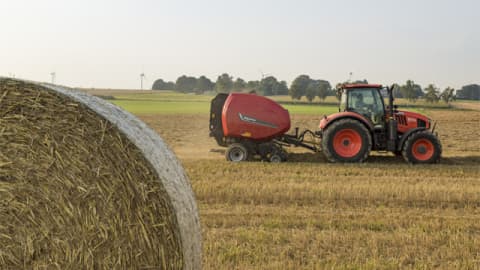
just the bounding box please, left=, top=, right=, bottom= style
left=226, top=143, right=249, bottom=162
left=269, top=154, right=282, bottom=163
left=402, top=130, right=442, bottom=164
left=322, top=118, right=372, bottom=163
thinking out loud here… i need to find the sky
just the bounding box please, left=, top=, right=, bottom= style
left=0, top=0, right=478, bottom=90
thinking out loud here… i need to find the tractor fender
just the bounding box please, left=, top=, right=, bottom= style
left=320, top=112, right=374, bottom=132
left=397, top=127, right=427, bottom=151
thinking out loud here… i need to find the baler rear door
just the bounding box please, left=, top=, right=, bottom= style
left=209, top=93, right=229, bottom=146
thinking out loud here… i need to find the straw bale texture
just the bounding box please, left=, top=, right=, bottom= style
left=0, top=78, right=201, bottom=269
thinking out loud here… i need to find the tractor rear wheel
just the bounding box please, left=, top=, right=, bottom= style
left=225, top=143, right=249, bottom=162
left=402, top=130, right=441, bottom=164
left=322, top=119, right=372, bottom=163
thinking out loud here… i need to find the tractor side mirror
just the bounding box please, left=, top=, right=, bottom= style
left=380, top=88, right=389, bottom=97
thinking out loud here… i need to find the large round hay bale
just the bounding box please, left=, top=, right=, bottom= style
left=0, top=78, right=201, bottom=269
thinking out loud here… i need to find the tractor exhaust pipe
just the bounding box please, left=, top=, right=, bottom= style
left=387, top=85, right=397, bottom=151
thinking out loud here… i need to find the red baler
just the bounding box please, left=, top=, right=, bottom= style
left=210, top=93, right=317, bottom=162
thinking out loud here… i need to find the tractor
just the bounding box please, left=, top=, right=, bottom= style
left=209, top=84, right=441, bottom=164
left=319, top=84, right=441, bottom=163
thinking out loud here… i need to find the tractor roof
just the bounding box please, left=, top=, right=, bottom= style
left=343, top=83, right=382, bottom=89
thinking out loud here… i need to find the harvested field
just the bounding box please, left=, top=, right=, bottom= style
left=139, top=110, right=480, bottom=163
left=0, top=80, right=200, bottom=269
left=452, top=101, right=480, bottom=111
left=136, top=100, right=480, bottom=269
left=3, top=84, right=478, bottom=269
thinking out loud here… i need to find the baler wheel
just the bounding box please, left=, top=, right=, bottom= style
left=269, top=154, right=282, bottom=163
left=402, top=130, right=442, bottom=164
left=322, top=118, right=372, bottom=163
left=226, top=143, right=249, bottom=162
left=268, top=144, right=287, bottom=163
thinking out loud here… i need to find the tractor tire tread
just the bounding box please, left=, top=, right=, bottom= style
left=402, top=130, right=442, bottom=164
left=321, top=118, right=372, bottom=163
left=225, top=143, right=249, bottom=162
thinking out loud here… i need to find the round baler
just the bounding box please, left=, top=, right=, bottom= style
left=210, top=93, right=292, bottom=162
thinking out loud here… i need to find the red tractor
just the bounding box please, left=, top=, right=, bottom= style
left=209, top=84, right=441, bottom=164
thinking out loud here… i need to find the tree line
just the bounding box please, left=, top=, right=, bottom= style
left=152, top=73, right=289, bottom=96
left=152, top=74, right=480, bottom=102
left=394, top=81, right=479, bottom=104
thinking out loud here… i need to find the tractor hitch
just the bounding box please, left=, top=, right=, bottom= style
left=279, top=128, right=322, bottom=152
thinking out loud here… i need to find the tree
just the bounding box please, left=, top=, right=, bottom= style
left=414, top=84, right=424, bottom=98
left=316, top=80, right=331, bottom=101
left=257, top=76, right=276, bottom=96
left=258, top=76, right=274, bottom=96
left=257, top=76, right=289, bottom=96
left=305, top=82, right=319, bottom=102
left=334, top=83, right=344, bottom=101
left=352, top=79, right=368, bottom=84
left=233, top=78, right=247, bottom=92
left=440, top=87, right=455, bottom=104
left=289, top=75, right=311, bottom=100
left=456, top=84, right=480, bottom=100
left=152, top=79, right=175, bottom=90
left=391, top=83, right=403, bottom=98
left=196, top=76, right=214, bottom=93
left=400, top=80, right=419, bottom=103
left=424, top=84, right=440, bottom=103
left=215, top=73, right=233, bottom=93
left=175, top=75, right=197, bottom=93
left=246, top=80, right=260, bottom=92
left=273, top=81, right=289, bottom=95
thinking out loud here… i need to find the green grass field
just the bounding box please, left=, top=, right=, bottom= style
left=112, top=100, right=210, bottom=114
left=108, top=91, right=210, bottom=114
left=108, top=91, right=436, bottom=116
left=109, top=92, right=340, bottom=115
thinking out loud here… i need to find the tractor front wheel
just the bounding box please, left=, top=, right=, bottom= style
left=322, top=119, right=372, bottom=163
left=225, top=143, right=249, bottom=162
left=402, top=131, right=441, bottom=164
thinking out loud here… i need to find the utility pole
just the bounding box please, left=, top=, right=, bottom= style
left=348, top=72, right=353, bottom=83
left=50, top=72, right=56, bottom=84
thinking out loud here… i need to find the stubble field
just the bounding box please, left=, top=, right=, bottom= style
left=92, top=90, right=480, bottom=269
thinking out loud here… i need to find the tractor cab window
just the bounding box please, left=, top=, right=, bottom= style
left=346, top=88, right=385, bottom=125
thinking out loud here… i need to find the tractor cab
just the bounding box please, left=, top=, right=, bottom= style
left=339, top=84, right=386, bottom=127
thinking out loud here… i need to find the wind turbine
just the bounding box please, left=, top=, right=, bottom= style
left=259, top=70, right=271, bottom=80
left=140, top=73, right=146, bottom=90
